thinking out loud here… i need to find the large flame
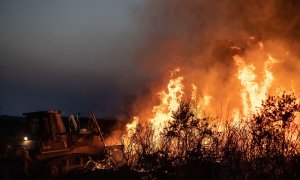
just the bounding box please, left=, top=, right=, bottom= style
left=232, top=52, right=278, bottom=125
left=149, top=69, right=184, bottom=143
left=125, top=69, right=184, bottom=146
left=124, top=40, right=298, bottom=149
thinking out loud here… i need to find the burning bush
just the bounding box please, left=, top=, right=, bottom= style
left=119, top=100, right=218, bottom=178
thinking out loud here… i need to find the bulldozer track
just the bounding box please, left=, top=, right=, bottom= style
left=31, top=153, right=104, bottom=179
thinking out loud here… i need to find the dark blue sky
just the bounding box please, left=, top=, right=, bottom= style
left=0, top=0, right=146, bottom=117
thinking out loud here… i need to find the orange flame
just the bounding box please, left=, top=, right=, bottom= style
left=233, top=53, right=278, bottom=120
left=124, top=40, right=300, bottom=150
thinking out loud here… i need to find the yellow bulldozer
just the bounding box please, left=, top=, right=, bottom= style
left=4, top=110, right=123, bottom=179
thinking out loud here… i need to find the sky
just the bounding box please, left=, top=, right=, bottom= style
left=0, top=0, right=146, bottom=118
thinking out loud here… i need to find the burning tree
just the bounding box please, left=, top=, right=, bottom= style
left=251, top=93, right=300, bottom=157
left=250, top=93, right=300, bottom=175
left=162, top=101, right=217, bottom=162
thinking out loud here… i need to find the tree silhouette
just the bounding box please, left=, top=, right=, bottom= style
left=251, top=92, right=300, bottom=174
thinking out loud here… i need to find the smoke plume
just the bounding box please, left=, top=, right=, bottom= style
left=130, top=0, right=300, bottom=118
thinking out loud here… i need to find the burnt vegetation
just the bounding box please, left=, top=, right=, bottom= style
left=110, top=92, right=300, bottom=179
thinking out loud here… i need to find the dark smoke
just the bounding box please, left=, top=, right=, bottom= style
left=137, top=0, right=300, bottom=67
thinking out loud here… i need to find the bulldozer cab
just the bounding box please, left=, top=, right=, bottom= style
left=23, top=110, right=68, bottom=153
left=23, top=110, right=105, bottom=154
